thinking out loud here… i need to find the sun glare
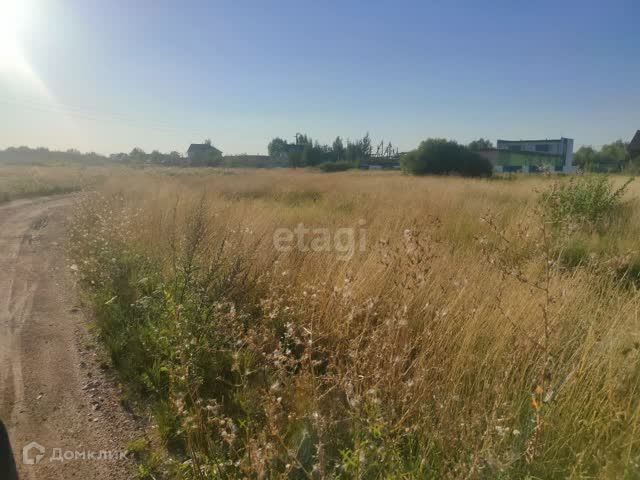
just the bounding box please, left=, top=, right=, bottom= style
left=0, top=0, right=29, bottom=70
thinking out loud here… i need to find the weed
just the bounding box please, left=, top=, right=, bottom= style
left=540, top=175, right=633, bottom=233
left=67, top=169, right=640, bottom=478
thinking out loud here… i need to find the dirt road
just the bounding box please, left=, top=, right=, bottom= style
left=0, top=196, right=137, bottom=479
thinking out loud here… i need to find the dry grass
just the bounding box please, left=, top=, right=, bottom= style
left=67, top=168, right=640, bottom=478
left=0, top=165, right=109, bottom=203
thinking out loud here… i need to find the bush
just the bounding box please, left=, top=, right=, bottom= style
left=317, top=160, right=355, bottom=172
left=401, top=139, right=493, bottom=177
left=541, top=175, right=633, bottom=233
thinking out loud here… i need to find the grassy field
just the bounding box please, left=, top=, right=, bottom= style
left=65, top=168, right=640, bottom=478
left=0, top=165, right=109, bottom=203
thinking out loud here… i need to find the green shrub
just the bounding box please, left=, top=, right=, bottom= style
left=540, top=175, right=633, bottom=233
left=317, top=160, right=355, bottom=172
left=401, top=139, right=493, bottom=177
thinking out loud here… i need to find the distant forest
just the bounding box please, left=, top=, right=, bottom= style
left=0, top=146, right=277, bottom=168
left=0, top=146, right=110, bottom=165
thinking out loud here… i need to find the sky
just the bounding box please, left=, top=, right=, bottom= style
left=0, top=0, right=638, bottom=155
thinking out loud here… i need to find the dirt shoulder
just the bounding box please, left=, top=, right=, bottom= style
left=0, top=196, right=140, bottom=479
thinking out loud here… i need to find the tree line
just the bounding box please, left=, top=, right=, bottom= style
left=268, top=133, right=400, bottom=169
left=573, top=140, right=638, bottom=172
left=0, top=146, right=189, bottom=166
left=110, top=148, right=188, bottom=166
left=0, top=146, right=109, bottom=165
left=0, top=145, right=293, bottom=169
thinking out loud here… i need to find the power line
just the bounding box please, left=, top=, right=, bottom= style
left=0, top=95, right=195, bottom=135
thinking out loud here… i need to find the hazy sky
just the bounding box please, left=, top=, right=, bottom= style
left=1, top=0, right=638, bottom=155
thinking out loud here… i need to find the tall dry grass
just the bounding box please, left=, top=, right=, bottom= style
left=68, top=168, right=640, bottom=479
left=0, top=165, right=109, bottom=203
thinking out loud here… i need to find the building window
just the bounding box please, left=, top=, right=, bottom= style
left=535, top=144, right=550, bottom=152
left=508, top=145, right=521, bottom=151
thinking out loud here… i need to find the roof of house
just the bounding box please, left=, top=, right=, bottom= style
left=187, top=143, right=222, bottom=154
left=629, top=130, right=640, bottom=153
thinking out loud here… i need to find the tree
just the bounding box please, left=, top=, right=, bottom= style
left=401, top=139, right=493, bottom=177
left=167, top=151, right=183, bottom=166
left=268, top=137, right=289, bottom=159
left=295, top=133, right=312, bottom=146
left=468, top=138, right=493, bottom=150
left=204, top=138, right=212, bottom=146
left=573, top=146, right=597, bottom=169
left=345, top=140, right=360, bottom=163
left=129, top=148, right=146, bottom=164
left=361, top=132, right=372, bottom=159
left=332, top=136, right=345, bottom=161
left=600, top=140, right=627, bottom=170
left=385, top=141, right=394, bottom=158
